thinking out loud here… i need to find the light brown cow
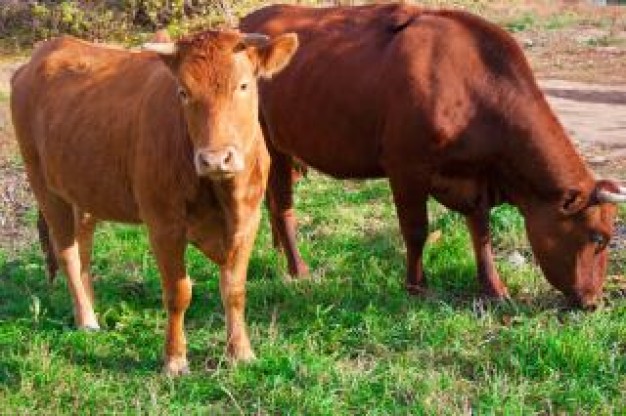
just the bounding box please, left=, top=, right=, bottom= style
left=10, top=30, right=298, bottom=375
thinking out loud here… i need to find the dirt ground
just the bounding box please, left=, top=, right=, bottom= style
left=541, top=79, right=626, bottom=177
left=0, top=59, right=33, bottom=254
left=0, top=16, right=625, bottom=254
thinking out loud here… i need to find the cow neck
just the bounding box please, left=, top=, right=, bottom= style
left=497, top=97, right=596, bottom=209
left=209, top=132, right=265, bottom=239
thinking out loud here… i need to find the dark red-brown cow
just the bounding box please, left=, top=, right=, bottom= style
left=11, top=30, right=298, bottom=374
left=241, top=4, right=625, bottom=308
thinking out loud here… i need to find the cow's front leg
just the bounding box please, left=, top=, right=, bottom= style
left=220, top=211, right=261, bottom=362
left=465, top=209, right=509, bottom=299
left=148, top=226, right=192, bottom=376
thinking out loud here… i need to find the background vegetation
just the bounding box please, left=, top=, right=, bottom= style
left=0, top=0, right=242, bottom=48
left=2, top=0, right=623, bottom=51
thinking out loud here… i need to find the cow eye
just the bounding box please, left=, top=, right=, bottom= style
left=590, top=232, right=608, bottom=251
left=178, top=87, right=189, bottom=103
left=239, top=82, right=248, bottom=92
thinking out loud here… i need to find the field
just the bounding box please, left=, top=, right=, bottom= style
left=1, top=1, right=626, bottom=414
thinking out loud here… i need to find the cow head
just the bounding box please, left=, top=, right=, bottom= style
left=143, top=30, right=298, bottom=179
left=523, top=180, right=624, bottom=309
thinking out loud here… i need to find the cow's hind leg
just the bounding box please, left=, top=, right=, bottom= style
left=389, top=175, right=430, bottom=295
left=39, top=195, right=99, bottom=329
left=75, top=210, right=98, bottom=306
left=465, top=209, right=509, bottom=299
left=148, top=226, right=192, bottom=376
left=37, top=210, right=58, bottom=282
left=265, top=190, right=282, bottom=250
left=266, top=147, right=309, bottom=278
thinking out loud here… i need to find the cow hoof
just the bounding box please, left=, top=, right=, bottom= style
left=479, top=284, right=510, bottom=301
left=163, top=357, right=190, bottom=377
left=480, top=290, right=510, bottom=301
left=75, top=310, right=100, bottom=331
left=288, top=262, right=310, bottom=279
left=77, top=323, right=101, bottom=332
left=568, top=293, right=600, bottom=311
left=405, top=283, right=430, bottom=297
left=228, top=347, right=256, bottom=364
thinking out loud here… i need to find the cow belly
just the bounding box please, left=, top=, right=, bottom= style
left=296, top=149, right=384, bottom=179
left=273, top=125, right=384, bottom=179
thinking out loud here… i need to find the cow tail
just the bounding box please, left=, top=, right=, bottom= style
left=37, top=211, right=58, bottom=282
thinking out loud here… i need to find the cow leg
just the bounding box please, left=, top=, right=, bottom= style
left=75, top=210, right=98, bottom=305
left=148, top=227, right=192, bottom=376
left=266, top=148, right=309, bottom=278
left=260, top=115, right=283, bottom=252
left=37, top=210, right=58, bottom=282
left=219, top=212, right=260, bottom=362
left=465, top=209, right=509, bottom=299
left=39, top=196, right=99, bottom=329
left=389, top=177, right=430, bottom=295
left=265, top=190, right=282, bottom=250
left=20, top=152, right=98, bottom=328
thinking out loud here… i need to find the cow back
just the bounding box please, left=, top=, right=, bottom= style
left=11, top=37, right=194, bottom=222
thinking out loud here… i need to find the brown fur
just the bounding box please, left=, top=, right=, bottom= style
left=242, top=4, right=620, bottom=308
left=11, top=30, right=298, bottom=374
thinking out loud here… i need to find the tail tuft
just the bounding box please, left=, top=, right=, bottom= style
left=37, top=211, right=58, bottom=282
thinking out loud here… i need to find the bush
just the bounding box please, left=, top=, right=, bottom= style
left=0, top=0, right=238, bottom=48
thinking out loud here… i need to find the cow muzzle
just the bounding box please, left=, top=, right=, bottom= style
left=195, top=146, right=244, bottom=179
left=568, top=291, right=600, bottom=311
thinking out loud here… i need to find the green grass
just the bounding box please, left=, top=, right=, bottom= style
left=501, top=10, right=585, bottom=34
left=582, top=35, right=625, bottom=48
left=1, top=173, right=625, bottom=413
left=503, top=12, right=540, bottom=33
left=543, top=11, right=581, bottom=31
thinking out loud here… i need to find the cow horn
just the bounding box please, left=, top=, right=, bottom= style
left=241, top=33, right=270, bottom=48
left=596, top=189, right=626, bottom=203
left=142, top=42, right=178, bottom=55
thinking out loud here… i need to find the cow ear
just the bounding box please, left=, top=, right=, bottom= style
left=247, top=33, right=298, bottom=79
left=560, top=188, right=588, bottom=216
left=142, top=42, right=180, bottom=70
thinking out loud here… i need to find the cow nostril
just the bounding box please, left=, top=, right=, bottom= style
left=196, top=149, right=240, bottom=175
left=198, top=154, right=210, bottom=167
left=223, top=151, right=233, bottom=167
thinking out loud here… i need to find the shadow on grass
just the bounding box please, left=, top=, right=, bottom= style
left=0, top=225, right=618, bottom=380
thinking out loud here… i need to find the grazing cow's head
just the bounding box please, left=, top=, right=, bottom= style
left=523, top=181, right=624, bottom=309
left=144, top=30, right=298, bottom=179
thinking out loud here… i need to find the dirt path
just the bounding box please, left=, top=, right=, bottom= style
left=0, top=59, right=34, bottom=255
left=0, top=61, right=624, bottom=254
left=541, top=79, right=626, bottom=178
left=0, top=60, right=20, bottom=154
